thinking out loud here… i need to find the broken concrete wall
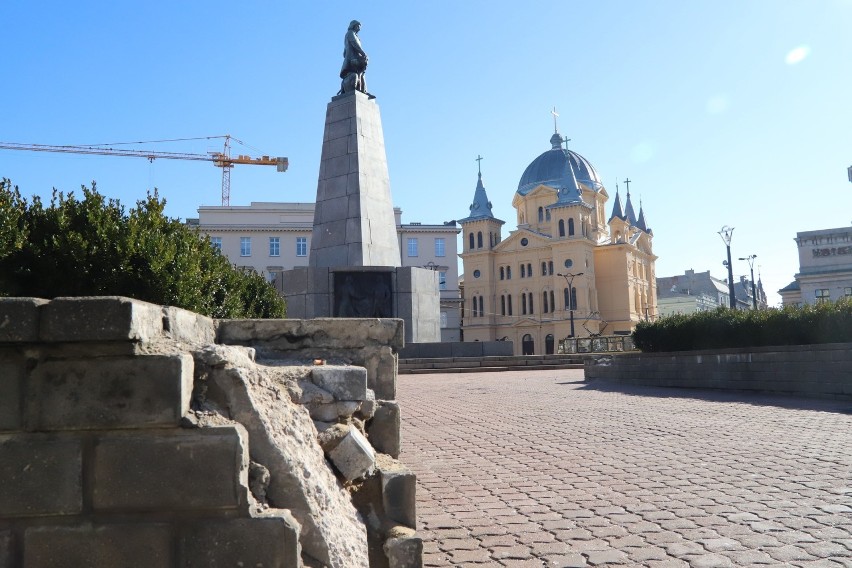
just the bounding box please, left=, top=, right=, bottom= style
left=0, top=297, right=421, bottom=568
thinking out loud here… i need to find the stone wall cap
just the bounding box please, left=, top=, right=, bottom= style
left=0, top=297, right=49, bottom=343
left=41, top=296, right=165, bottom=343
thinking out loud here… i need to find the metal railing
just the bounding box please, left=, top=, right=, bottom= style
left=558, top=335, right=637, bottom=354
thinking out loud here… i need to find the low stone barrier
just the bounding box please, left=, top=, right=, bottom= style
left=0, top=296, right=420, bottom=568
left=398, top=340, right=513, bottom=359
left=584, top=342, right=852, bottom=400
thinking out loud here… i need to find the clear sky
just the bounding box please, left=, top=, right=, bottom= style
left=2, top=1, right=850, bottom=306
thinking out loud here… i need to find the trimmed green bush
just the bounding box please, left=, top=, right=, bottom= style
left=633, top=301, right=852, bottom=352
left=0, top=179, right=286, bottom=319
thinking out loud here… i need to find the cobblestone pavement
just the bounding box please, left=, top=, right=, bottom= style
left=398, top=370, right=852, bottom=568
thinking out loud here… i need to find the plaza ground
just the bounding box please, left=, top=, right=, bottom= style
left=398, top=370, right=852, bottom=567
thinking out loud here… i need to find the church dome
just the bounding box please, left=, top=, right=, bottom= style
left=517, top=133, right=602, bottom=195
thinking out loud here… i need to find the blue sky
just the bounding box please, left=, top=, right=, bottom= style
left=2, top=1, right=851, bottom=306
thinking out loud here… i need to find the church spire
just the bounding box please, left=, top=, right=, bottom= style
left=609, top=184, right=626, bottom=221
left=623, top=178, right=638, bottom=226
left=636, top=196, right=648, bottom=232
left=459, top=156, right=497, bottom=222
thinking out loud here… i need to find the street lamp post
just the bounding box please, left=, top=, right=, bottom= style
left=558, top=272, right=584, bottom=337
left=738, top=254, right=758, bottom=309
left=718, top=226, right=736, bottom=309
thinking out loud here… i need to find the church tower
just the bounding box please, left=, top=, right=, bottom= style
left=459, top=160, right=504, bottom=337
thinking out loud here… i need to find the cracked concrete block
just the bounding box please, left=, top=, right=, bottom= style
left=381, top=462, right=417, bottom=529
left=312, top=366, right=368, bottom=401
left=367, top=401, right=401, bottom=458
left=356, top=389, right=377, bottom=420
left=384, top=531, right=423, bottom=568
left=329, top=427, right=376, bottom=481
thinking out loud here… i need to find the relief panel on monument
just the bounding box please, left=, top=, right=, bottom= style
left=334, top=272, right=393, bottom=317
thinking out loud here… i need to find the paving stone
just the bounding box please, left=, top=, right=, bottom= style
left=685, top=553, right=735, bottom=567
left=584, top=549, right=628, bottom=565
left=397, top=370, right=852, bottom=568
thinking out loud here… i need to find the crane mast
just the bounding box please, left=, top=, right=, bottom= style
left=0, top=135, right=288, bottom=206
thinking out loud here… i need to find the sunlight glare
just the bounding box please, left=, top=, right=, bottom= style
left=785, top=45, right=810, bottom=65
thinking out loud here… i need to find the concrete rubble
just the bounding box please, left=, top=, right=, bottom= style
left=0, top=296, right=422, bottom=568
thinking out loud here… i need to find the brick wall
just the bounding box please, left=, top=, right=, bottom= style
left=584, top=343, right=852, bottom=400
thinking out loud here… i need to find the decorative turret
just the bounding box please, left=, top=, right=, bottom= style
left=624, top=188, right=638, bottom=226
left=609, top=185, right=626, bottom=222
left=459, top=157, right=505, bottom=252
left=636, top=199, right=649, bottom=233
left=459, top=157, right=497, bottom=222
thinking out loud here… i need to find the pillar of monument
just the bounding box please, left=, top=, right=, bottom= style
left=309, top=91, right=401, bottom=268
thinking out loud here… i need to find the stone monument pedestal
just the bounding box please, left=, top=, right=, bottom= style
left=282, top=266, right=440, bottom=344
left=282, top=89, right=440, bottom=343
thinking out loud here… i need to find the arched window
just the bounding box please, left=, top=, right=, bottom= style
left=548, top=261, right=554, bottom=275
left=469, top=233, right=475, bottom=250
left=546, top=210, right=551, bottom=221
left=479, top=296, right=484, bottom=317
left=541, top=262, right=547, bottom=276
left=568, top=218, right=575, bottom=236
left=550, top=290, right=555, bottom=312
left=506, top=267, right=512, bottom=279
left=500, top=267, right=505, bottom=280
left=477, top=231, right=483, bottom=248
left=521, top=264, right=526, bottom=278
left=571, top=287, right=578, bottom=310
left=507, top=294, right=513, bottom=315
left=527, top=263, right=532, bottom=276
left=558, top=220, right=565, bottom=237
left=528, top=293, right=534, bottom=314
left=538, top=207, right=544, bottom=222
left=521, top=294, right=527, bottom=315
left=543, top=291, right=549, bottom=313
left=545, top=334, right=555, bottom=355
left=564, top=287, right=570, bottom=309
left=501, top=295, right=506, bottom=316
left=472, top=298, right=478, bottom=317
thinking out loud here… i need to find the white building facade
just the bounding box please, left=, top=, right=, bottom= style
left=191, top=202, right=462, bottom=342
left=779, top=226, right=852, bottom=306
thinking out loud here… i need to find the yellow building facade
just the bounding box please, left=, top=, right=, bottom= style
left=460, top=131, right=657, bottom=355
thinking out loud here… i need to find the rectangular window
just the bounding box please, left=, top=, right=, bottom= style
left=440, top=311, right=448, bottom=328
left=434, top=238, right=446, bottom=257
left=296, top=237, right=307, bottom=257
left=269, top=237, right=280, bottom=257
left=210, top=237, right=222, bottom=252
left=438, top=271, right=447, bottom=290
left=815, top=289, right=830, bottom=304
left=407, top=238, right=418, bottom=257
left=240, top=237, right=251, bottom=257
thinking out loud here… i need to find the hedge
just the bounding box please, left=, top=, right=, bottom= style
left=632, top=300, right=852, bottom=352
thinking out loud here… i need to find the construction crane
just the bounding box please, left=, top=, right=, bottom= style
left=0, top=135, right=288, bottom=206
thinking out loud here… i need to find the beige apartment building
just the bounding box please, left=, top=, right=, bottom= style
left=779, top=225, right=852, bottom=306
left=460, top=131, right=657, bottom=355
left=190, top=203, right=462, bottom=341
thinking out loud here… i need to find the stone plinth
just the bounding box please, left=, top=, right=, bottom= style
left=310, top=91, right=400, bottom=268
left=281, top=266, right=440, bottom=343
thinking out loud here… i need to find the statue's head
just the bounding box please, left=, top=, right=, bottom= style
left=348, top=20, right=361, bottom=31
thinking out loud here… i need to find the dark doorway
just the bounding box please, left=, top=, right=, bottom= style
left=522, top=333, right=535, bottom=355
left=545, top=334, right=555, bottom=354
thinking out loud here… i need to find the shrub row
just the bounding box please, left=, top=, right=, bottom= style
left=633, top=300, right=852, bottom=352
left=0, top=180, right=286, bottom=319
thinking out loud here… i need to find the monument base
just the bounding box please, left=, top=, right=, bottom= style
left=281, top=266, right=440, bottom=344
